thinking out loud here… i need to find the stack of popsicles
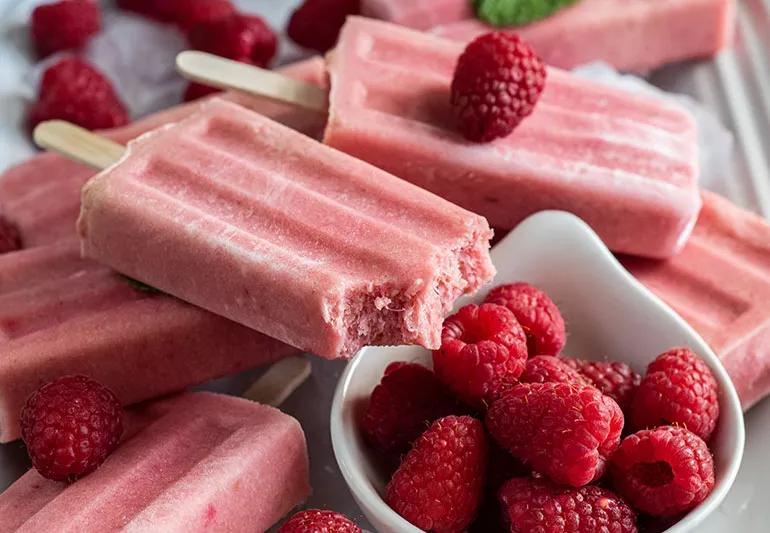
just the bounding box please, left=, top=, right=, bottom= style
left=0, top=58, right=330, bottom=444
left=362, top=0, right=736, bottom=72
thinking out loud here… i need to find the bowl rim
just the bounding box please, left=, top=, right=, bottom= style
left=330, top=210, right=745, bottom=533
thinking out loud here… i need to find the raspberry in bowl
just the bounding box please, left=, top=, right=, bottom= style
left=331, top=210, right=744, bottom=533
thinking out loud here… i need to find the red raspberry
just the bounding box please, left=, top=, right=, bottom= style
left=520, top=355, right=590, bottom=386
left=485, top=282, right=566, bottom=356
left=119, top=0, right=235, bottom=29
left=116, top=0, right=175, bottom=22
left=183, top=82, right=221, bottom=102
left=30, top=0, right=101, bottom=58
left=631, top=347, right=719, bottom=441
left=433, top=303, right=528, bottom=408
left=172, top=0, right=235, bottom=30
left=486, top=382, right=623, bottom=487
left=361, top=362, right=459, bottom=456
left=564, top=358, right=641, bottom=413
left=386, top=416, right=487, bottom=533
left=499, top=477, right=638, bottom=532
left=288, top=0, right=360, bottom=53
left=0, top=215, right=22, bottom=254
left=188, top=13, right=277, bottom=67
left=451, top=32, right=546, bottom=142
left=278, top=509, right=361, bottom=533
left=28, top=58, right=129, bottom=131
left=20, top=375, right=123, bottom=482
left=610, top=426, right=715, bottom=517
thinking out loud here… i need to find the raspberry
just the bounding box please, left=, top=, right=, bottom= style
left=564, top=358, right=641, bottom=413
left=433, top=303, right=528, bottom=408
left=172, top=0, right=235, bottom=30
left=361, top=362, right=459, bottom=456
left=20, top=375, right=123, bottom=482
left=386, top=416, right=487, bottom=533
left=610, top=426, right=715, bottom=517
left=486, top=382, right=623, bottom=487
left=287, top=0, right=360, bottom=53
left=30, top=0, right=101, bottom=58
left=119, top=0, right=235, bottom=29
left=485, top=282, right=566, bottom=356
left=0, top=215, right=22, bottom=254
left=520, top=355, right=590, bottom=386
left=499, top=477, right=638, bottom=532
left=630, top=347, right=719, bottom=441
left=188, top=13, right=277, bottom=67
left=28, top=58, right=129, bottom=131
left=116, top=0, right=175, bottom=22
left=451, top=32, right=546, bottom=142
left=183, top=82, right=221, bottom=102
left=278, top=509, right=361, bottom=533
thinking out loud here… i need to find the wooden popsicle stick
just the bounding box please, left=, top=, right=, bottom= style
left=176, top=51, right=328, bottom=113
left=243, top=356, right=312, bottom=407
left=33, top=120, right=125, bottom=170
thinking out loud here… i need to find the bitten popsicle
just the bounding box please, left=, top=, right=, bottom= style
left=623, top=191, right=770, bottom=410
left=0, top=58, right=327, bottom=443
left=363, top=0, right=735, bottom=72
left=67, top=99, right=495, bottom=359
left=0, top=392, right=311, bottom=532
left=322, top=17, right=701, bottom=258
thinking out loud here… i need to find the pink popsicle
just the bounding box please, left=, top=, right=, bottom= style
left=0, top=58, right=327, bottom=443
left=78, top=99, right=495, bottom=359
left=0, top=241, right=298, bottom=443
left=623, top=191, right=770, bottom=410
left=361, top=0, right=473, bottom=31
left=323, top=17, right=700, bottom=259
left=0, top=56, right=328, bottom=248
left=362, top=0, right=735, bottom=72
left=0, top=392, right=310, bottom=532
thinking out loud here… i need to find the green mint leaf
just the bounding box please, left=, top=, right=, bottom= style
left=473, top=0, right=580, bottom=27
left=119, top=274, right=161, bottom=294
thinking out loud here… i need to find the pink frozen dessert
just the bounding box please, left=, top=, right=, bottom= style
left=77, top=99, right=495, bottom=359
left=0, top=58, right=327, bottom=443
left=361, top=0, right=473, bottom=30
left=362, top=0, right=736, bottom=72
left=0, top=56, right=328, bottom=248
left=623, top=191, right=770, bottom=410
left=323, top=17, right=701, bottom=259
left=0, top=392, right=310, bottom=532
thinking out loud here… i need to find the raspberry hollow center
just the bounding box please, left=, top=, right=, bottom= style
left=632, top=461, right=674, bottom=487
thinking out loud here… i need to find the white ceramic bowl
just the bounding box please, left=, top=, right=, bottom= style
left=331, top=211, right=744, bottom=533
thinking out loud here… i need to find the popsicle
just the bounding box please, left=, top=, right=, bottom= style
left=322, top=17, right=700, bottom=258
left=0, top=58, right=327, bottom=443
left=362, top=0, right=736, bottom=72
left=622, top=191, right=770, bottom=410
left=0, top=392, right=310, bottom=532
left=361, top=0, right=473, bottom=31
left=0, top=56, right=328, bottom=249
left=72, top=99, right=495, bottom=359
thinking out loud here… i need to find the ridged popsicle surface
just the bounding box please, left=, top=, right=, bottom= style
left=623, top=191, right=770, bottom=409
left=0, top=393, right=310, bottom=533
left=324, top=17, right=701, bottom=258
left=79, top=99, right=494, bottom=358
